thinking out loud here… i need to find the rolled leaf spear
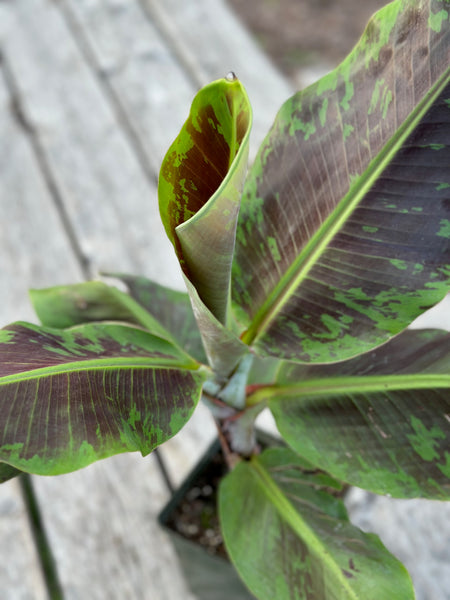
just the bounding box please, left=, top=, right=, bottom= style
left=158, top=72, right=253, bottom=377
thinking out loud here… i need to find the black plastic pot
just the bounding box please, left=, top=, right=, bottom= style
left=158, top=436, right=258, bottom=600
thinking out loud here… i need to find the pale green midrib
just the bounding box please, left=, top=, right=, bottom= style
left=243, top=67, right=450, bottom=346
left=246, top=374, right=450, bottom=407
left=0, top=357, right=199, bottom=385
left=250, top=458, right=359, bottom=600
left=105, top=289, right=203, bottom=365
left=114, top=288, right=178, bottom=343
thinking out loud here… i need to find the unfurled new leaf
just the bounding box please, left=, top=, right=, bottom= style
left=232, top=0, right=450, bottom=363
left=182, top=273, right=248, bottom=377
left=220, top=447, right=414, bottom=600
left=0, top=322, right=206, bottom=476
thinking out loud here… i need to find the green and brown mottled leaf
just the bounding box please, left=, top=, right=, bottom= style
left=220, top=447, right=414, bottom=600
left=0, top=322, right=206, bottom=476
left=252, top=330, right=450, bottom=498
left=159, top=76, right=251, bottom=324
left=101, top=273, right=207, bottom=364
left=30, top=281, right=173, bottom=342
left=232, top=0, right=450, bottom=363
left=107, top=271, right=248, bottom=378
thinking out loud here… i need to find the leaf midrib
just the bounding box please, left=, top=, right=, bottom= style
left=0, top=357, right=198, bottom=384
left=250, top=457, right=359, bottom=600
left=242, top=67, right=450, bottom=347
left=247, top=374, right=450, bottom=406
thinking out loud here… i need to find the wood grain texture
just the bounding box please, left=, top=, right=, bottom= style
left=0, top=66, right=84, bottom=325
left=0, top=479, right=47, bottom=600
left=142, top=0, right=294, bottom=158
left=0, top=0, right=183, bottom=289
left=32, top=454, right=196, bottom=600
left=0, top=56, right=83, bottom=600
left=62, top=0, right=197, bottom=175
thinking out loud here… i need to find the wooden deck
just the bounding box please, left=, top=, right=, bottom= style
left=0, top=1, right=449, bottom=598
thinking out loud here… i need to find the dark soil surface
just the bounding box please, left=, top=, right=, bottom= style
left=229, top=0, right=388, bottom=81
left=165, top=447, right=229, bottom=558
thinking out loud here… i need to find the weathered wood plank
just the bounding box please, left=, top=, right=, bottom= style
left=0, top=479, right=47, bottom=600
left=0, top=64, right=84, bottom=325
left=0, top=52, right=84, bottom=600
left=32, top=454, right=196, bottom=600
left=62, top=0, right=293, bottom=171
left=61, top=0, right=197, bottom=174
left=142, top=0, right=294, bottom=157
left=0, top=0, right=182, bottom=289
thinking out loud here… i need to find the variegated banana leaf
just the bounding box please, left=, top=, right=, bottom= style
left=249, top=329, right=450, bottom=498
left=0, top=322, right=205, bottom=475
left=232, top=0, right=450, bottom=363
left=158, top=76, right=252, bottom=375
left=181, top=272, right=248, bottom=376
left=220, top=447, right=414, bottom=600
left=32, top=276, right=208, bottom=365
left=103, top=273, right=207, bottom=364
left=159, top=75, right=251, bottom=326
left=30, top=281, right=174, bottom=342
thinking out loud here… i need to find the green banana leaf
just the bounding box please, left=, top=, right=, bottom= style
left=104, top=271, right=247, bottom=376
left=159, top=75, right=252, bottom=325
left=0, top=322, right=205, bottom=476
left=232, top=0, right=450, bottom=363
left=220, top=447, right=414, bottom=600
left=250, top=329, right=450, bottom=498
left=30, top=281, right=174, bottom=342
left=102, top=273, right=207, bottom=364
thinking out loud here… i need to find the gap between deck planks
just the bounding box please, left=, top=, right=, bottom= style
left=1, top=0, right=449, bottom=598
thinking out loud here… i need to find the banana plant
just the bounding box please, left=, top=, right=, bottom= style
left=1, top=1, right=449, bottom=597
